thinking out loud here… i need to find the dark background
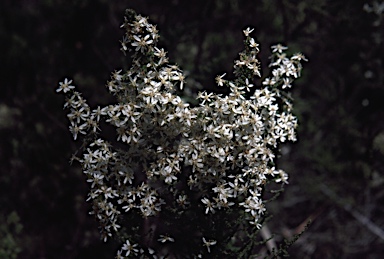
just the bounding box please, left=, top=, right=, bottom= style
left=1, top=0, right=384, bottom=258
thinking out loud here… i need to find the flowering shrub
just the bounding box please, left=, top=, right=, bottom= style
left=57, top=9, right=306, bottom=258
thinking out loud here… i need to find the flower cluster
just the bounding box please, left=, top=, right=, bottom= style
left=57, top=9, right=306, bottom=258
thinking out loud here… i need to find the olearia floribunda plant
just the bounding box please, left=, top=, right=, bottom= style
left=56, top=9, right=306, bottom=258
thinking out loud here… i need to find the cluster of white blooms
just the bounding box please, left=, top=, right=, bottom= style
left=57, top=9, right=306, bottom=258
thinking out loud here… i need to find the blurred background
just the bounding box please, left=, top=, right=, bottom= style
left=1, top=0, right=383, bottom=258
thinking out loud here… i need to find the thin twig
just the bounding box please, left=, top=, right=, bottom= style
left=260, top=224, right=278, bottom=252
left=320, top=184, right=384, bottom=240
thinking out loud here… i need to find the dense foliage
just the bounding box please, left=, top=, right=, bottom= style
left=56, top=9, right=306, bottom=257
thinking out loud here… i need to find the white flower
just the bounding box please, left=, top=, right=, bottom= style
left=201, top=197, right=215, bottom=214
left=163, top=171, right=177, bottom=184
left=116, top=249, right=124, bottom=259
left=282, top=78, right=292, bottom=89
left=243, top=27, right=254, bottom=37
left=154, top=47, right=168, bottom=65
left=158, top=235, right=175, bottom=243
left=176, top=194, right=190, bottom=207
left=215, top=73, right=226, bottom=86
left=112, top=70, right=123, bottom=81
left=171, top=72, right=186, bottom=90
left=291, top=52, right=308, bottom=62
left=262, top=77, right=276, bottom=86
left=249, top=38, right=259, bottom=50
left=121, top=239, right=139, bottom=256
left=202, top=237, right=217, bottom=253
left=69, top=121, right=86, bottom=140
left=244, top=78, right=254, bottom=92
left=271, top=43, right=288, bottom=53
left=131, top=34, right=153, bottom=51
left=197, top=91, right=214, bottom=105
left=56, top=78, right=74, bottom=93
